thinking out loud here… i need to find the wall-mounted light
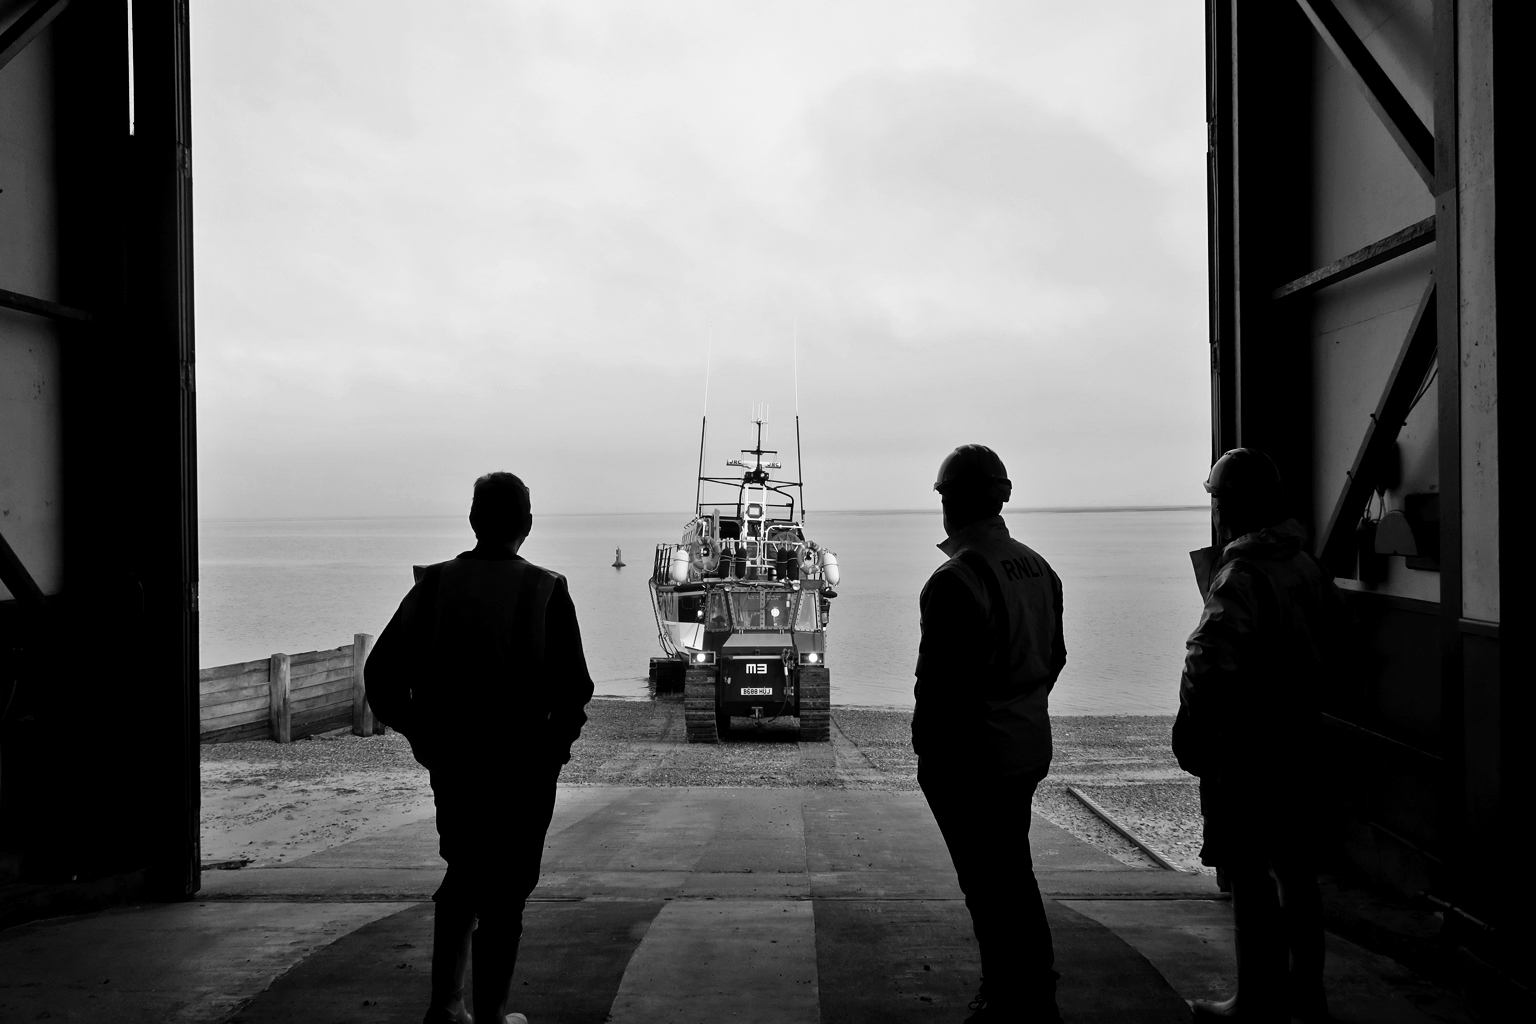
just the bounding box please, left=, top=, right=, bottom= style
left=1373, top=510, right=1417, bottom=556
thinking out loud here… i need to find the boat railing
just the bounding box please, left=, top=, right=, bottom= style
left=653, top=541, right=821, bottom=586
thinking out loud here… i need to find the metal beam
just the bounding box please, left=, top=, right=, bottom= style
left=0, top=0, right=73, bottom=73
left=1294, top=0, right=1435, bottom=190
left=1272, top=216, right=1435, bottom=299
left=1430, top=0, right=1465, bottom=912
left=1318, top=277, right=1439, bottom=574
left=1207, top=0, right=1243, bottom=467
left=0, top=527, right=48, bottom=612
left=0, top=286, right=93, bottom=322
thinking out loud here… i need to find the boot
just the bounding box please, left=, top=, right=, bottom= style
left=424, top=902, right=475, bottom=1024
left=471, top=921, right=523, bottom=1024
left=962, top=984, right=1061, bottom=1024
left=1279, top=871, right=1329, bottom=1023
left=1193, top=865, right=1288, bottom=1023
left=1191, top=995, right=1239, bottom=1019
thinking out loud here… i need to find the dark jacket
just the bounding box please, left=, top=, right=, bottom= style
left=913, top=516, right=1066, bottom=775
left=1173, top=519, right=1345, bottom=839
left=366, top=548, right=594, bottom=773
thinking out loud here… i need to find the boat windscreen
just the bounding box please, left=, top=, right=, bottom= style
left=706, top=590, right=731, bottom=631
left=729, top=590, right=795, bottom=631
left=794, top=592, right=819, bottom=631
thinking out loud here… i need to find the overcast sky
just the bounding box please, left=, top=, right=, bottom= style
left=191, top=0, right=1209, bottom=519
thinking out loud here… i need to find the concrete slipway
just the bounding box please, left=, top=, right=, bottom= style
left=0, top=783, right=1475, bottom=1024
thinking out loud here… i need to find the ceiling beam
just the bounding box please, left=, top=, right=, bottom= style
left=1272, top=216, right=1435, bottom=299
left=0, top=527, right=48, bottom=612
left=1294, top=0, right=1435, bottom=191
left=0, top=0, right=73, bottom=74
left=0, top=286, right=93, bottom=322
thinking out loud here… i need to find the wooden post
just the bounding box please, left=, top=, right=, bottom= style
left=269, top=653, right=291, bottom=743
left=351, top=633, right=376, bottom=736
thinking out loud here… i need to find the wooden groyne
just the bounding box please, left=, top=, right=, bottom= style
left=199, top=633, right=382, bottom=744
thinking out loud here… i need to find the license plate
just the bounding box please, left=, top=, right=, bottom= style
left=739, top=687, right=773, bottom=696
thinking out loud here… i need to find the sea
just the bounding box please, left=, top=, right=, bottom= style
left=198, top=508, right=1209, bottom=715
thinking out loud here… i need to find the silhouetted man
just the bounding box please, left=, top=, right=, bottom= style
left=368, top=472, right=594, bottom=1024
left=1174, top=449, right=1344, bottom=1023
left=914, top=445, right=1067, bottom=1024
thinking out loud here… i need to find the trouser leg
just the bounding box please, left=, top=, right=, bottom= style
left=1224, top=858, right=1289, bottom=1023
left=1274, top=858, right=1327, bottom=1018
left=470, top=911, right=524, bottom=1024
left=921, top=766, right=1056, bottom=1009
left=469, top=782, right=560, bottom=1024
left=428, top=876, right=476, bottom=1020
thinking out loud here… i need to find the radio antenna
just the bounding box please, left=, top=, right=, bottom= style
left=793, top=318, right=800, bottom=415
left=695, top=330, right=712, bottom=512
left=703, top=329, right=713, bottom=415
left=793, top=320, right=806, bottom=524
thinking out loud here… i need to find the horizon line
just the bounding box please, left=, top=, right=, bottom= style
left=198, top=504, right=1207, bottom=525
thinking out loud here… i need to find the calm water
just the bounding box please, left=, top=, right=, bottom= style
left=199, top=508, right=1208, bottom=715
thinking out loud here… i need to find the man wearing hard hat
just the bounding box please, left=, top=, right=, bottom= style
left=914, top=444, right=1067, bottom=1024
left=1174, top=449, right=1345, bottom=1023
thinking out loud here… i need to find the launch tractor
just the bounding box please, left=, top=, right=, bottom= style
left=647, top=410, right=839, bottom=742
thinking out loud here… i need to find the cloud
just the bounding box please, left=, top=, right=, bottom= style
left=192, top=1, right=1211, bottom=517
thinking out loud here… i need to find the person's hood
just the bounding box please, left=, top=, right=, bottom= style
left=1220, top=517, right=1309, bottom=566
left=937, top=514, right=1010, bottom=557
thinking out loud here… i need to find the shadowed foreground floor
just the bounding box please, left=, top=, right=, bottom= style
left=1, top=785, right=1474, bottom=1023
left=217, top=786, right=1195, bottom=1024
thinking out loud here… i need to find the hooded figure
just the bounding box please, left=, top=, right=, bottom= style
left=1174, top=449, right=1347, bottom=1024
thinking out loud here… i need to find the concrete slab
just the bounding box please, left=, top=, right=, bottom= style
left=812, top=898, right=983, bottom=1021
left=802, top=790, right=962, bottom=898
left=606, top=899, right=819, bottom=1024
left=811, top=898, right=1192, bottom=1023
left=279, top=817, right=442, bottom=870
left=0, top=901, right=398, bottom=1023
left=200, top=785, right=1221, bottom=903
left=200, top=865, right=444, bottom=901
left=1321, top=931, right=1477, bottom=1024
left=1047, top=901, right=1193, bottom=1022
left=543, top=789, right=723, bottom=875
left=1037, top=872, right=1222, bottom=899
left=231, top=899, right=665, bottom=1024
left=1031, top=813, right=1149, bottom=871
left=6, top=782, right=1466, bottom=1024
left=1064, top=898, right=1236, bottom=1003
left=1066, top=899, right=1476, bottom=1023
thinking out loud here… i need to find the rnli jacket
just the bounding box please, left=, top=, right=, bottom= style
left=367, top=547, right=594, bottom=772
left=1173, top=518, right=1344, bottom=792
left=913, top=516, right=1066, bottom=775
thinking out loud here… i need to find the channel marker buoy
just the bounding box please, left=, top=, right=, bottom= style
left=612, top=547, right=625, bottom=568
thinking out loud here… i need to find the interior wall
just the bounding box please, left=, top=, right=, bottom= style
left=0, top=15, right=62, bottom=598
left=3, top=0, right=201, bottom=910
left=1306, top=7, right=1439, bottom=606
left=1213, top=2, right=1509, bottom=933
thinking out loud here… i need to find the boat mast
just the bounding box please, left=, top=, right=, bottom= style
left=695, top=331, right=712, bottom=514
left=694, top=415, right=707, bottom=514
